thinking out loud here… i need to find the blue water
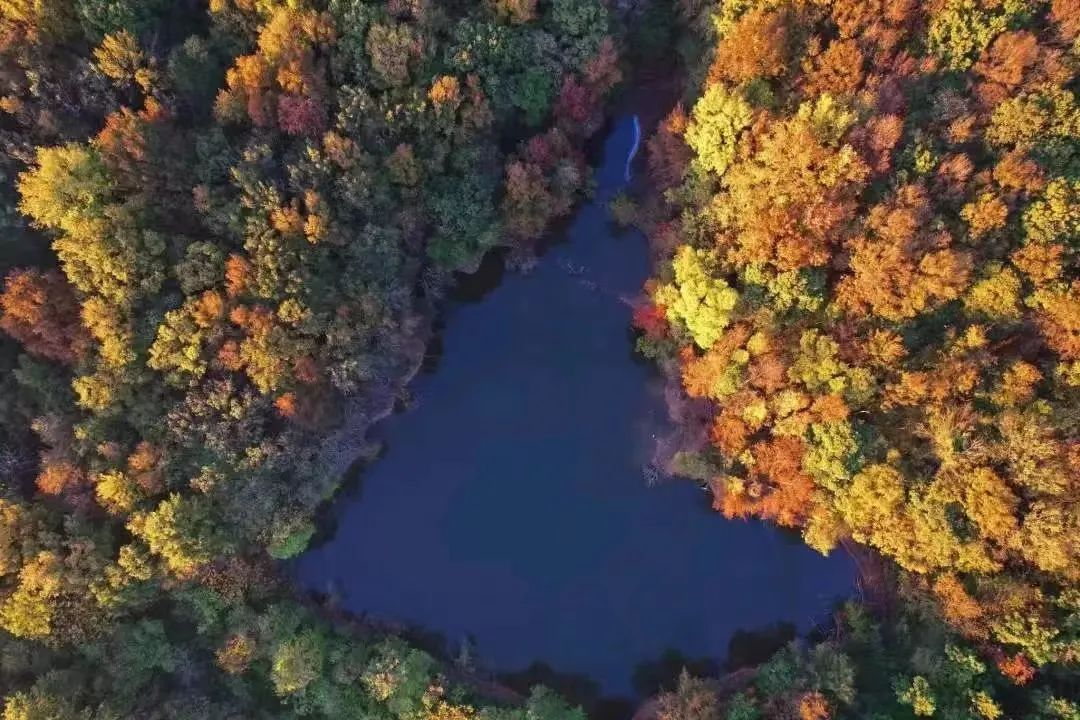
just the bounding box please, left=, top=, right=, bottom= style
left=295, top=116, right=855, bottom=696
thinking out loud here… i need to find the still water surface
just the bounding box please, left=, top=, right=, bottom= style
left=295, top=116, right=855, bottom=696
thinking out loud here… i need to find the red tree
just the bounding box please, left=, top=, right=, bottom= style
left=0, top=269, right=90, bottom=365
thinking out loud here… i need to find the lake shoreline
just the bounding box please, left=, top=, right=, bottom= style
left=309, top=65, right=686, bottom=529
left=294, top=72, right=682, bottom=709
left=293, top=70, right=855, bottom=713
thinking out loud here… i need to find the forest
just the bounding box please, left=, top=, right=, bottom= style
left=635, top=0, right=1080, bottom=717
left=0, top=0, right=1077, bottom=719
left=0, top=0, right=619, bottom=717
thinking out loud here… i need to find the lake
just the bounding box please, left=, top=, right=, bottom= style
left=294, top=115, right=855, bottom=698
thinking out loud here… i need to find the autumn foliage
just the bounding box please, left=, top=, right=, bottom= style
left=0, top=269, right=89, bottom=364
left=641, top=0, right=1080, bottom=681
left=0, top=0, right=619, bottom=716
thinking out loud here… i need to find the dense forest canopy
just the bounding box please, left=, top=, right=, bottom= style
left=0, top=0, right=1079, bottom=718
left=636, top=0, right=1079, bottom=717
left=0, top=0, right=620, bottom=716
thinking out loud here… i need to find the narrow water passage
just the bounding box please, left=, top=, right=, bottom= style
left=295, top=116, right=855, bottom=696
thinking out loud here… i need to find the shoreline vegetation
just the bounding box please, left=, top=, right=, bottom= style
left=0, top=0, right=634, bottom=717
left=0, top=0, right=1076, bottom=719
left=310, top=57, right=686, bottom=557
left=628, top=0, right=1080, bottom=718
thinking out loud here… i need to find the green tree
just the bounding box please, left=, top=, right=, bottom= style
left=272, top=630, right=325, bottom=695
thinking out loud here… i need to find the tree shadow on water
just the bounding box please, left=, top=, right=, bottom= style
left=499, top=662, right=603, bottom=709
left=724, top=621, right=797, bottom=671
left=497, top=663, right=635, bottom=720
left=631, top=649, right=719, bottom=696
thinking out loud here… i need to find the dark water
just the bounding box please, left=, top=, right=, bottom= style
left=295, top=116, right=855, bottom=697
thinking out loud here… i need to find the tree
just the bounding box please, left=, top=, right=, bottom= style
left=93, top=30, right=155, bottom=91
left=721, top=112, right=869, bottom=270
left=926, top=0, right=1027, bottom=71
left=489, top=0, right=537, bottom=25
left=110, top=619, right=177, bottom=696
left=502, top=160, right=555, bottom=240
left=684, top=84, right=752, bottom=178
left=128, top=494, right=228, bottom=575
left=35, top=461, right=85, bottom=497
left=271, top=630, right=325, bottom=695
left=428, top=171, right=501, bottom=268
left=707, top=7, right=790, bottom=84
left=17, top=144, right=112, bottom=236
left=524, top=687, right=587, bottom=720
left=175, top=242, right=225, bottom=295
left=647, top=104, right=692, bottom=190
left=1, top=686, right=90, bottom=720
left=0, top=0, right=77, bottom=43
left=804, top=40, right=864, bottom=97
left=513, top=67, right=555, bottom=126
left=837, top=184, right=971, bottom=321
left=0, top=270, right=90, bottom=364
left=167, top=36, right=225, bottom=115
left=1050, top=0, right=1080, bottom=40
left=74, top=0, right=170, bottom=41
left=550, top=0, right=606, bottom=63
left=654, top=247, right=739, bottom=350
left=655, top=671, right=721, bottom=720
left=214, top=7, right=334, bottom=130
left=278, top=94, right=326, bottom=136
left=366, top=21, right=416, bottom=88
